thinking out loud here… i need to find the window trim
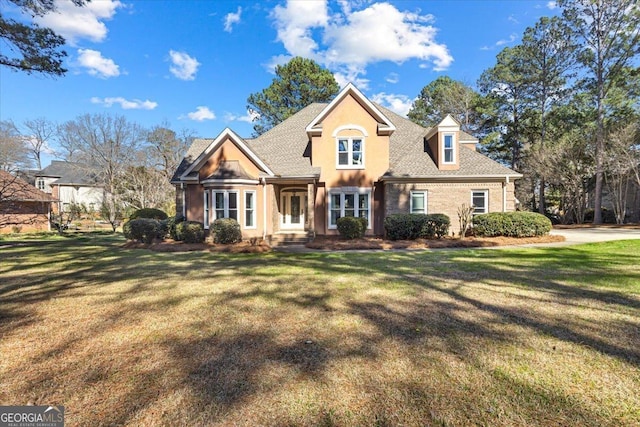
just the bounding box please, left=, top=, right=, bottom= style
left=244, top=190, right=257, bottom=229
left=410, top=191, right=428, bottom=214
left=471, top=190, right=488, bottom=214
left=212, top=190, right=239, bottom=221
left=336, top=136, right=365, bottom=169
left=327, top=188, right=371, bottom=229
left=442, top=133, right=456, bottom=164
left=203, top=190, right=210, bottom=229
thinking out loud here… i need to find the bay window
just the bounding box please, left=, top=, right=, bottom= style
left=213, top=190, right=239, bottom=220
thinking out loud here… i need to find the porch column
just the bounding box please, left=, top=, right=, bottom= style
left=307, top=182, right=315, bottom=236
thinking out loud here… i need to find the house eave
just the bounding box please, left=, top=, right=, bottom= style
left=380, top=174, right=523, bottom=183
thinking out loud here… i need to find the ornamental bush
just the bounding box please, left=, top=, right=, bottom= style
left=384, top=213, right=427, bottom=240
left=211, top=218, right=242, bottom=244
left=165, top=214, right=186, bottom=240
left=175, top=221, right=205, bottom=244
left=336, top=216, right=367, bottom=239
left=421, top=213, right=451, bottom=239
left=123, top=218, right=164, bottom=244
left=129, top=208, right=168, bottom=221
left=473, top=212, right=552, bottom=237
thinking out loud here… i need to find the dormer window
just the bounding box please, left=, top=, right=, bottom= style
left=337, top=137, right=364, bottom=168
left=443, top=134, right=455, bottom=164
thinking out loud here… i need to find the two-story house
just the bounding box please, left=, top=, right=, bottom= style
left=171, top=84, right=521, bottom=241
left=36, top=161, right=104, bottom=214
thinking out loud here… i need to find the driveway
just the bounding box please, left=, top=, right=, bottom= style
left=549, top=227, right=640, bottom=246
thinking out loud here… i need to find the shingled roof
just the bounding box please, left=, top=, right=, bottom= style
left=0, top=171, right=56, bottom=202
left=37, top=161, right=101, bottom=186
left=173, top=98, right=519, bottom=182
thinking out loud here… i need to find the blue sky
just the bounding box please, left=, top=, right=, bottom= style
left=1, top=0, right=560, bottom=167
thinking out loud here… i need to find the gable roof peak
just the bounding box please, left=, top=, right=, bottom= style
left=305, top=83, right=396, bottom=136
left=180, top=127, right=274, bottom=179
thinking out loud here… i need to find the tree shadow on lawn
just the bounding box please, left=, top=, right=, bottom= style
left=1, top=238, right=639, bottom=425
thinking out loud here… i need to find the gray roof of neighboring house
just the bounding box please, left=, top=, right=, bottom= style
left=36, top=161, right=101, bottom=186
left=173, top=101, right=519, bottom=182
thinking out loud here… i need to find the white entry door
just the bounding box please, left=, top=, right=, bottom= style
left=281, top=190, right=306, bottom=229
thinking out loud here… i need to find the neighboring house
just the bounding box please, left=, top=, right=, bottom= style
left=171, top=84, right=521, bottom=241
left=0, top=170, right=56, bottom=233
left=35, top=161, right=104, bottom=214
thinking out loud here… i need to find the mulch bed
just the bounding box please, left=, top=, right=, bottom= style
left=122, top=239, right=272, bottom=253
left=305, top=234, right=566, bottom=251
left=123, top=234, right=565, bottom=253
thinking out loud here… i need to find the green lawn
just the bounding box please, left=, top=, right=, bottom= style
left=1, top=234, right=639, bottom=426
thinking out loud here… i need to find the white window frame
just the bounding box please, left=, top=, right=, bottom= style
left=471, top=190, right=488, bottom=214
left=203, top=190, right=210, bottom=229
left=410, top=191, right=428, bottom=214
left=442, top=133, right=456, bottom=164
left=336, top=137, right=365, bottom=169
left=36, top=178, right=45, bottom=190
left=327, top=188, right=371, bottom=229
left=244, top=190, right=257, bottom=229
left=212, top=190, right=239, bottom=221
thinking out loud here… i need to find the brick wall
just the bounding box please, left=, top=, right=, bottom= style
left=384, top=181, right=516, bottom=235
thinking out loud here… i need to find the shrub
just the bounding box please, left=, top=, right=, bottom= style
left=123, top=218, right=164, bottom=243
left=473, top=212, right=552, bottom=237
left=421, top=214, right=451, bottom=239
left=129, top=208, right=168, bottom=221
left=176, top=221, right=205, bottom=244
left=164, top=214, right=186, bottom=240
left=384, top=214, right=428, bottom=240
left=211, top=218, right=241, bottom=244
left=336, top=216, right=368, bottom=239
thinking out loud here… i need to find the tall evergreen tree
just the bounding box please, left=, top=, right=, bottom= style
left=0, top=0, right=87, bottom=76
left=247, top=57, right=339, bottom=136
left=559, top=0, right=640, bottom=223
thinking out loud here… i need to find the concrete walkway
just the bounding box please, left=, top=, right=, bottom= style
left=549, top=227, right=640, bottom=246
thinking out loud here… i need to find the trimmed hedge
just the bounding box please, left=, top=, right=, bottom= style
left=384, top=213, right=451, bottom=240
left=175, top=221, right=205, bottom=243
left=129, top=208, right=168, bottom=221
left=123, top=218, right=164, bottom=244
left=336, top=216, right=368, bottom=239
left=211, top=218, right=242, bottom=244
left=165, top=214, right=185, bottom=240
left=422, top=213, right=450, bottom=239
left=473, top=212, right=552, bottom=237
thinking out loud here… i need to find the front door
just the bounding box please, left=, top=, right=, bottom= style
left=281, top=189, right=306, bottom=230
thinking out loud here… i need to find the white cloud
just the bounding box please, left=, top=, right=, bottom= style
left=270, top=0, right=453, bottom=81
left=168, top=50, right=200, bottom=81
left=496, top=33, right=518, bottom=46
left=34, top=0, right=121, bottom=45
left=224, top=7, right=242, bottom=32
left=547, top=1, right=558, bottom=10
left=508, top=15, right=519, bottom=24
left=77, top=49, right=120, bottom=78
left=91, top=97, right=157, bottom=110
left=385, top=72, right=399, bottom=84
left=371, top=92, right=414, bottom=117
left=224, top=110, right=259, bottom=123
left=185, top=106, right=216, bottom=121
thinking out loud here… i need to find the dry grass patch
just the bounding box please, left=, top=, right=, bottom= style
left=0, top=235, right=638, bottom=426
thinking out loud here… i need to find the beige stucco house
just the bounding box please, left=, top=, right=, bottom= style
left=171, top=84, right=521, bottom=242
